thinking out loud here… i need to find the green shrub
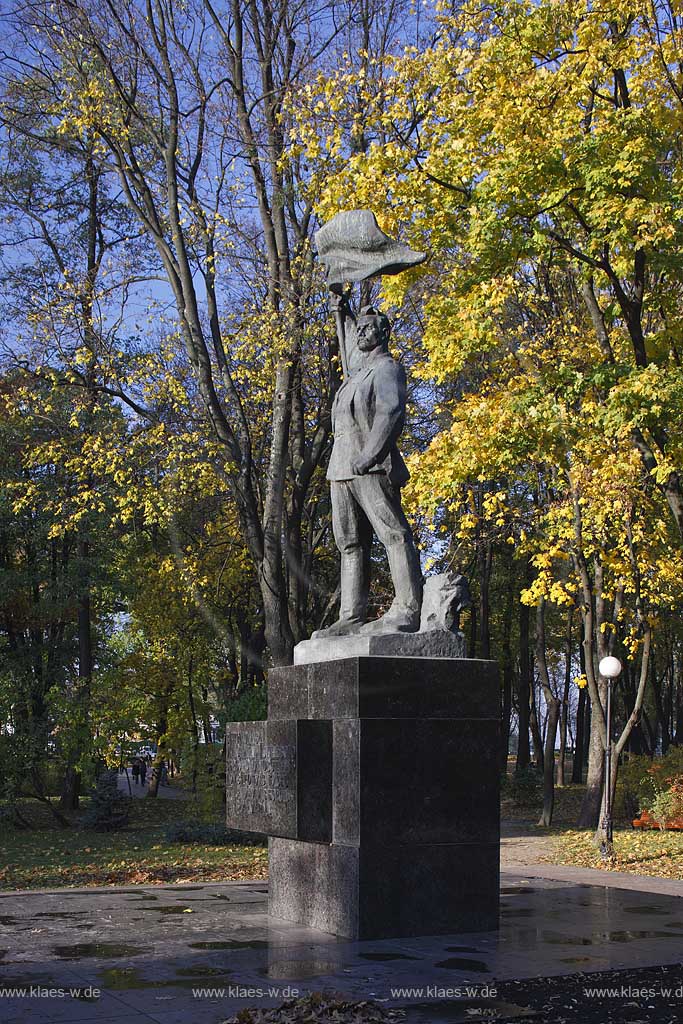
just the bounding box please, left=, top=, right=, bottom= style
left=501, top=765, right=543, bottom=806
left=164, top=820, right=265, bottom=845
left=179, top=742, right=227, bottom=823
left=615, top=753, right=652, bottom=820
left=225, top=684, right=267, bottom=723
left=80, top=771, right=130, bottom=831
left=642, top=770, right=683, bottom=829
left=617, top=747, right=683, bottom=826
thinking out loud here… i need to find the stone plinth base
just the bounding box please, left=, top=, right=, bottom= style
left=269, top=838, right=499, bottom=939
left=226, top=656, right=500, bottom=939
left=293, top=629, right=466, bottom=665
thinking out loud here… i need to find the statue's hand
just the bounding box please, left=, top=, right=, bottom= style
left=351, top=455, right=374, bottom=476
left=329, top=286, right=350, bottom=313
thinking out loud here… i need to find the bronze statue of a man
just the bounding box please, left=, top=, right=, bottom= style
left=313, top=294, right=423, bottom=638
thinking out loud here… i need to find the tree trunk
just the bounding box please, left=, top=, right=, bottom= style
left=529, top=682, right=544, bottom=773
left=557, top=607, right=574, bottom=787
left=516, top=588, right=531, bottom=772
left=60, top=535, right=93, bottom=810
left=476, top=503, right=492, bottom=658
left=577, top=707, right=604, bottom=827
left=536, top=600, right=561, bottom=826
left=651, top=661, right=670, bottom=755
left=187, top=654, right=200, bottom=794
left=60, top=766, right=81, bottom=811
left=500, top=568, right=514, bottom=773
left=571, top=685, right=587, bottom=783
left=148, top=705, right=170, bottom=799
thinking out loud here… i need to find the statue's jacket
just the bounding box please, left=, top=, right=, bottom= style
left=327, top=352, right=410, bottom=487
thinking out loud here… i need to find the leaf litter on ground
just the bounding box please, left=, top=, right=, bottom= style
left=222, top=992, right=406, bottom=1024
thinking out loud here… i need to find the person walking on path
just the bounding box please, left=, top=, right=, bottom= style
left=131, top=759, right=141, bottom=786
left=139, top=759, right=147, bottom=786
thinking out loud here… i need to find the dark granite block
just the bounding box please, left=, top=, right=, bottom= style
left=297, top=719, right=333, bottom=843
left=355, top=718, right=500, bottom=845
left=269, top=837, right=359, bottom=937
left=268, top=657, right=499, bottom=721
left=358, top=841, right=500, bottom=938
left=225, top=721, right=297, bottom=836
left=269, top=837, right=499, bottom=939
left=332, top=719, right=360, bottom=846
left=266, top=663, right=312, bottom=721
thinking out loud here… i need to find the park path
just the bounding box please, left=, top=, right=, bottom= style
left=500, top=819, right=556, bottom=867
left=116, top=768, right=187, bottom=800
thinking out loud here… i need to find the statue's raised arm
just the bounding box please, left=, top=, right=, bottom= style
left=315, top=210, right=426, bottom=382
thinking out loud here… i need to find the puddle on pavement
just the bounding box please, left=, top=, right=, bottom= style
left=189, top=939, right=268, bottom=950
left=149, top=905, right=193, bottom=915
left=396, top=999, right=535, bottom=1022
left=158, top=886, right=204, bottom=891
left=501, top=908, right=535, bottom=917
left=0, top=973, right=67, bottom=989
left=623, top=905, right=670, bottom=915
left=560, top=956, right=592, bottom=964
left=500, top=887, right=535, bottom=896
left=53, top=942, right=142, bottom=959
left=434, top=957, right=490, bottom=972
left=359, top=952, right=419, bottom=962
left=37, top=912, right=87, bottom=919
left=444, top=946, right=483, bottom=954
left=543, top=929, right=683, bottom=945
left=261, top=960, right=339, bottom=979
left=177, top=966, right=233, bottom=977
left=61, top=890, right=143, bottom=897
left=608, top=929, right=683, bottom=943
left=99, top=966, right=233, bottom=990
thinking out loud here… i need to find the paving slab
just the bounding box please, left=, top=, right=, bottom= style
left=0, top=871, right=681, bottom=1023
left=521, top=862, right=683, bottom=896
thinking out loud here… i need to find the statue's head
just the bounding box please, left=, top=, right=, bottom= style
left=357, top=304, right=391, bottom=353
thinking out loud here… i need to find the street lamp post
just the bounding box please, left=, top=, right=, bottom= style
left=598, top=655, right=622, bottom=859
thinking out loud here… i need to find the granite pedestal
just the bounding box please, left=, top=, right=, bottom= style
left=226, top=655, right=500, bottom=940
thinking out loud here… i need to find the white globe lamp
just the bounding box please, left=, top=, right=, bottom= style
left=599, top=656, right=622, bottom=679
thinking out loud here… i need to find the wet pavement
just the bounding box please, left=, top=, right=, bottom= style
left=0, top=869, right=682, bottom=1022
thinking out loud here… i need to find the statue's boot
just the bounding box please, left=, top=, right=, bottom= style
left=311, top=617, right=365, bottom=640
left=359, top=605, right=420, bottom=635
left=311, top=549, right=369, bottom=639
left=360, top=541, right=422, bottom=636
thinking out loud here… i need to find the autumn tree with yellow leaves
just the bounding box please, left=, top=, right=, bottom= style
left=1, top=0, right=421, bottom=665
left=4, top=0, right=683, bottom=836
left=295, top=0, right=683, bottom=830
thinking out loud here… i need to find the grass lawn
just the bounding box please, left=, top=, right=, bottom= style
left=501, top=781, right=587, bottom=824
left=0, top=793, right=267, bottom=891
left=554, top=826, right=683, bottom=878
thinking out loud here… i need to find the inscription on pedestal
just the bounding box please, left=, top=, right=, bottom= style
left=225, top=719, right=333, bottom=841
left=225, top=721, right=297, bottom=837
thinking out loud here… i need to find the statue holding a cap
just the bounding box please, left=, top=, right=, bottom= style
left=311, top=211, right=426, bottom=638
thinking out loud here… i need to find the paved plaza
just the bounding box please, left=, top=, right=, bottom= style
left=1, top=865, right=682, bottom=1023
